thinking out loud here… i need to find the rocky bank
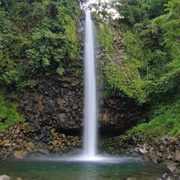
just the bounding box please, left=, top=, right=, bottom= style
left=0, top=122, right=82, bottom=160
left=100, top=135, right=180, bottom=179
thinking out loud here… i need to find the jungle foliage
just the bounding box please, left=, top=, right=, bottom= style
left=129, top=96, right=180, bottom=140
left=97, top=0, right=179, bottom=139
left=98, top=0, right=179, bottom=104
left=0, top=0, right=81, bottom=129
left=119, top=0, right=180, bottom=138
left=0, top=0, right=81, bottom=91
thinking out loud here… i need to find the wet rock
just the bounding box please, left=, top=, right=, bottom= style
left=137, top=148, right=148, bottom=154
left=173, top=150, right=180, bottom=162
left=37, top=148, right=49, bottom=155
left=167, top=154, right=173, bottom=160
left=13, top=150, right=27, bottom=158
left=0, top=175, right=11, bottom=180
left=167, top=163, right=179, bottom=174
left=161, top=173, right=168, bottom=179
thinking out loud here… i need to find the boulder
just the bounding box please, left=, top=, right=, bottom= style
left=13, top=150, right=27, bottom=158
left=173, top=150, right=180, bottom=162
left=0, top=175, right=11, bottom=180
left=37, top=148, right=49, bottom=155
left=137, top=148, right=148, bottom=154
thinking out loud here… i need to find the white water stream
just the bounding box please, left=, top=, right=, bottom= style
left=83, top=11, right=97, bottom=159
left=23, top=10, right=142, bottom=164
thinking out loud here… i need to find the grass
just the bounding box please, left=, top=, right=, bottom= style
left=0, top=92, right=24, bottom=131
left=128, top=96, right=180, bottom=141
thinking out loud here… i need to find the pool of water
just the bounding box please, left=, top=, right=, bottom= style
left=0, top=156, right=169, bottom=180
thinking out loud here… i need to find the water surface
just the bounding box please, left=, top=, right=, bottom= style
left=0, top=157, right=169, bottom=180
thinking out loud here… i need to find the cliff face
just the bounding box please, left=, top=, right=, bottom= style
left=8, top=15, right=145, bottom=137
left=98, top=90, right=145, bottom=133
left=0, top=70, right=145, bottom=159
left=14, top=75, right=144, bottom=135
left=0, top=14, right=147, bottom=159
left=95, top=15, right=146, bottom=133
left=17, top=67, right=84, bottom=131
left=13, top=67, right=145, bottom=139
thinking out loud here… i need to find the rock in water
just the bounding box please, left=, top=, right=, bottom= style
left=0, top=175, right=11, bottom=180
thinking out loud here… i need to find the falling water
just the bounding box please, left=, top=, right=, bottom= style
left=83, top=11, right=97, bottom=158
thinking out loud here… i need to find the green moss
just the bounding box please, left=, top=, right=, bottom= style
left=104, top=60, right=148, bottom=104
left=0, top=93, right=24, bottom=131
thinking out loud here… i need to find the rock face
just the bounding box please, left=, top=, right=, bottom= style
left=14, top=74, right=145, bottom=135
left=11, top=70, right=144, bottom=137
left=18, top=73, right=84, bottom=130
left=1, top=70, right=145, bottom=159
left=1, top=14, right=145, bottom=158
left=98, top=90, right=145, bottom=133
left=94, top=16, right=146, bottom=132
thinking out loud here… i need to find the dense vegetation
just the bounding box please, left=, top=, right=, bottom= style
left=0, top=0, right=81, bottom=130
left=97, top=0, right=179, bottom=139
left=0, top=0, right=179, bottom=140
left=129, top=96, right=180, bottom=140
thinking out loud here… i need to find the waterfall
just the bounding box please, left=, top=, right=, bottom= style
left=83, top=11, right=97, bottom=158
